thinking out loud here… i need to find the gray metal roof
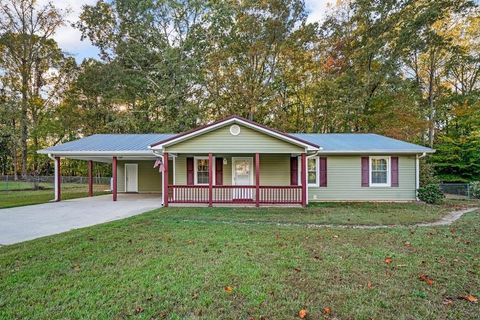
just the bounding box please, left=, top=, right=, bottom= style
left=39, top=134, right=175, bottom=153
left=39, top=132, right=433, bottom=154
left=292, top=133, right=433, bottom=153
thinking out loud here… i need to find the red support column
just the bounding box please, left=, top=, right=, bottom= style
left=208, top=153, right=213, bottom=207
left=112, top=156, right=117, bottom=201
left=55, top=156, right=61, bottom=202
left=255, top=153, right=260, bottom=207
left=163, top=152, right=169, bottom=207
left=88, top=160, right=93, bottom=197
left=301, top=153, right=307, bottom=207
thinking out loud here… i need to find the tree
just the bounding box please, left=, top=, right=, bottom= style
left=0, top=0, right=65, bottom=177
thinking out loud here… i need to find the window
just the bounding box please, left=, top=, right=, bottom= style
left=370, top=156, right=390, bottom=187
left=308, top=157, right=318, bottom=186
left=194, top=157, right=215, bottom=185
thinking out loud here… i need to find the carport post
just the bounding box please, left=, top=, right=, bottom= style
left=88, top=160, right=93, bottom=197
left=55, top=156, right=61, bottom=202
left=163, top=152, right=169, bottom=207
left=112, top=156, right=117, bottom=201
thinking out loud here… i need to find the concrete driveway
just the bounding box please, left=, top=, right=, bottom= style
left=0, top=194, right=162, bottom=245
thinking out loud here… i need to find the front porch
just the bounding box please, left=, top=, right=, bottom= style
left=163, top=153, right=308, bottom=207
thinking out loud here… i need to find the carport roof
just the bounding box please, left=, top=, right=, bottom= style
left=38, top=134, right=175, bottom=154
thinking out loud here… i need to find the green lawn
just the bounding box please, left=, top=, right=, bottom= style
left=0, top=180, right=51, bottom=191
left=0, top=184, right=110, bottom=209
left=0, top=202, right=478, bottom=319
left=161, top=200, right=478, bottom=226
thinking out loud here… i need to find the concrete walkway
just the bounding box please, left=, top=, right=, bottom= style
left=0, top=194, right=162, bottom=245
left=180, top=207, right=479, bottom=230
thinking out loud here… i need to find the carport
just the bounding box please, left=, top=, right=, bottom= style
left=37, top=134, right=174, bottom=203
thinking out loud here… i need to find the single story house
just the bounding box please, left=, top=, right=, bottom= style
left=38, top=116, right=434, bottom=206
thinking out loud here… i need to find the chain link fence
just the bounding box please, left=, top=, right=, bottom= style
left=0, top=175, right=111, bottom=192
left=439, top=183, right=472, bottom=199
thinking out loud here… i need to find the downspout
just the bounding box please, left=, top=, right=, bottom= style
left=416, top=152, right=427, bottom=200
left=305, top=148, right=322, bottom=205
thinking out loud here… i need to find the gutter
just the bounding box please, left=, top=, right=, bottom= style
left=37, top=150, right=154, bottom=156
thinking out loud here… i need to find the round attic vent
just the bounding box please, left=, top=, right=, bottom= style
left=230, top=124, right=241, bottom=136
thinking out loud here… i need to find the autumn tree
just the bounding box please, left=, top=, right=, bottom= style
left=0, top=0, right=65, bottom=177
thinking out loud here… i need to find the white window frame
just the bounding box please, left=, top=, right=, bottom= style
left=369, top=156, right=391, bottom=187
left=194, top=156, right=215, bottom=185
left=307, top=156, right=319, bottom=187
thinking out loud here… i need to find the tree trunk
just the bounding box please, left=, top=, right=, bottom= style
left=427, top=49, right=436, bottom=148
left=21, top=74, right=28, bottom=178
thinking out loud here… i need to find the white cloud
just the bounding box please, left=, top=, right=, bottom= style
left=39, top=0, right=99, bottom=62
left=40, top=0, right=335, bottom=62
left=304, top=0, right=336, bottom=24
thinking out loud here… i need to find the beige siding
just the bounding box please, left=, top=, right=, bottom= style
left=173, top=154, right=291, bottom=186
left=165, top=124, right=304, bottom=154
left=116, top=160, right=170, bottom=193
left=308, top=155, right=416, bottom=201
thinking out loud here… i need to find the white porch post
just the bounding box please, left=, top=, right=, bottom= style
left=53, top=156, right=60, bottom=201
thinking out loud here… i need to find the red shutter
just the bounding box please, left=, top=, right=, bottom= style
left=215, top=157, right=223, bottom=185
left=361, top=157, right=369, bottom=187
left=391, top=156, right=399, bottom=187
left=319, top=157, right=327, bottom=187
left=290, top=157, right=298, bottom=185
left=186, top=157, right=194, bottom=185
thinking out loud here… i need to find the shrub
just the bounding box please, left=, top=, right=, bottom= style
left=470, top=181, right=480, bottom=199
left=419, top=159, right=440, bottom=186
left=417, top=184, right=445, bottom=204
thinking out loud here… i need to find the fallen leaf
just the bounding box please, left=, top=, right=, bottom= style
left=224, top=286, right=233, bottom=294
left=463, top=294, right=478, bottom=303
left=323, top=306, right=331, bottom=314
left=294, top=267, right=301, bottom=272
left=384, top=257, right=393, bottom=264
left=298, top=309, right=308, bottom=318
left=418, top=274, right=434, bottom=285
left=404, top=242, right=412, bottom=247
left=134, top=306, right=144, bottom=314
left=443, top=298, right=454, bottom=306
left=367, top=281, right=373, bottom=289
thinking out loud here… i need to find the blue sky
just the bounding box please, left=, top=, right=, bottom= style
left=46, top=0, right=332, bottom=63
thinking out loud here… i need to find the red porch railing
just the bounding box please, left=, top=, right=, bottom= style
left=168, top=185, right=302, bottom=205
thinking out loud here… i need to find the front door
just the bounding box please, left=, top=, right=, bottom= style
left=125, top=163, right=138, bottom=192
left=232, top=157, right=253, bottom=200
